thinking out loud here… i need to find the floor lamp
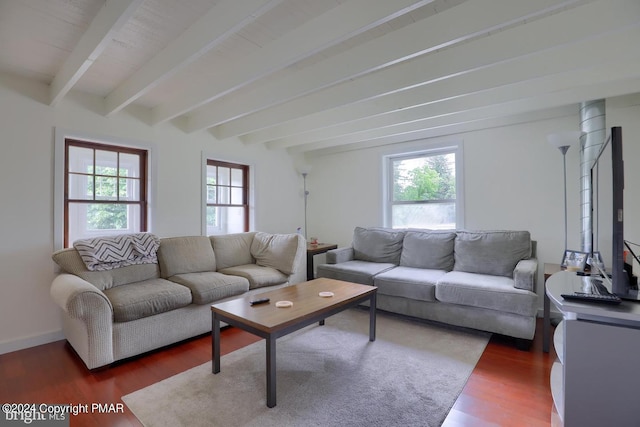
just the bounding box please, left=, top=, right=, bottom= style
left=548, top=131, right=579, bottom=252
left=297, top=165, right=312, bottom=241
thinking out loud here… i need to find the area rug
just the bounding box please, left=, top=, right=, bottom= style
left=122, top=309, right=489, bottom=427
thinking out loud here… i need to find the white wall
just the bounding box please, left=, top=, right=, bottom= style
left=0, top=74, right=305, bottom=353
left=304, top=94, right=640, bottom=313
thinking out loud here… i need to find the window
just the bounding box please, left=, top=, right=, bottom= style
left=64, top=139, right=148, bottom=247
left=205, top=160, right=249, bottom=234
left=384, top=145, right=462, bottom=230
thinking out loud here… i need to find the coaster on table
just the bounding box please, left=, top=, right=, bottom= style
left=275, top=300, right=293, bottom=308
left=319, top=291, right=334, bottom=298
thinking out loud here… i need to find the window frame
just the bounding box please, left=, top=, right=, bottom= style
left=64, top=139, right=148, bottom=247
left=202, top=156, right=252, bottom=235
left=54, top=128, right=155, bottom=250
left=382, top=140, right=464, bottom=230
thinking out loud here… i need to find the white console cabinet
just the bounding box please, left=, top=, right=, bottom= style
left=546, top=271, right=640, bottom=427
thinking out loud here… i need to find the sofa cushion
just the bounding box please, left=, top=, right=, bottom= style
left=316, top=260, right=396, bottom=286
left=400, top=230, right=456, bottom=270
left=218, top=264, right=288, bottom=289
left=435, top=271, right=537, bottom=317
left=374, top=267, right=445, bottom=302
left=103, top=279, right=192, bottom=322
left=250, top=232, right=299, bottom=275
left=453, top=231, right=531, bottom=277
left=52, top=248, right=160, bottom=291
left=168, top=272, right=250, bottom=304
left=353, top=227, right=404, bottom=264
left=210, top=232, right=256, bottom=270
left=158, top=236, right=216, bottom=278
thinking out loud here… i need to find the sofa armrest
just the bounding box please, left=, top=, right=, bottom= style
left=514, top=258, right=538, bottom=292
left=51, top=274, right=113, bottom=318
left=51, top=274, right=115, bottom=369
left=326, top=247, right=354, bottom=264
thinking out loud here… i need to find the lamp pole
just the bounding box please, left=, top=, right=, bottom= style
left=548, top=131, right=578, bottom=252
left=302, top=172, right=309, bottom=241
left=559, top=145, right=570, bottom=250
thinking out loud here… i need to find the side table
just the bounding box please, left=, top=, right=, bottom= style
left=306, top=243, right=337, bottom=280
left=543, top=262, right=562, bottom=352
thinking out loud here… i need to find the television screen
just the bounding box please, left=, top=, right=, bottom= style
left=591, top=127, right=638, bottom=299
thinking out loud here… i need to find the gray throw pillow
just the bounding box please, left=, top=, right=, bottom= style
left=400, top=230, right=455, bottom=270
left=453, top=230, right=531, bottom=277
left=210, top=232, right=256, bottom=270
left=250, top=232, right=300, bottom=275
left=353, top=227, right=405, bottom=264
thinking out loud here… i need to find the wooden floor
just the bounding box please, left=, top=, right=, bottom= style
left=442, top=318, right=557, bottom=427
left=0, top=317, right=556, bottom=427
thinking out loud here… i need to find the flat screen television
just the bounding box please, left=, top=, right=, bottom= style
left=590, top=126, right=638, bottom=299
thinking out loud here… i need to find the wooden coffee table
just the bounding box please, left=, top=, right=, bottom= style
left=211, top=278, right=377, bottom=408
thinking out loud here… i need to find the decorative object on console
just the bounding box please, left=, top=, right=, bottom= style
left=560, top=249, right=588, bottom=271
left=548, top=130, right=581, bottom=259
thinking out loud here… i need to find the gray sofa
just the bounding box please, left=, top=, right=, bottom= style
left=317, top=227, right=538, bottom=347
left=50, top=231, right=306, bottom=369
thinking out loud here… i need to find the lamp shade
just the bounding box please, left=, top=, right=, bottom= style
left=297, top=164, right=312, bottom=175
left=547, top=131, right=581, bottom=151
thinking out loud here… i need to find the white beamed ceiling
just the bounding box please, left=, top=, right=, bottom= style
left=1, top=0, right=639, bottom=155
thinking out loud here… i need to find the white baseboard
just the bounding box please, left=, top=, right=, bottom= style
left=0, top=330, right=65, bottom=355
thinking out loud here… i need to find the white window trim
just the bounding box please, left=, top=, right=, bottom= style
left=53, top=127, right=157, bottom=250
left=200, top=151, right=255, bottom=235
left=381, top=138, right=464, bottom=229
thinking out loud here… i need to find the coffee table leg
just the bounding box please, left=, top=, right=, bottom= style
left=369, top=292, right=376, bottom=342
left=212, top=314, right=220, bottom=374
left=266, top=336, right=276, bottom=408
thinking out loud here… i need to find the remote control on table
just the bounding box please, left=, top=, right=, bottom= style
left=250, top=298, right=270, bottom=305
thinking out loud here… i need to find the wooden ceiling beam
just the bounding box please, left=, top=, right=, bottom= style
left=150, top=0, right=434, bottom=125
left=213, top=0, right=638, bottom=140
left=49, top=0, right=144, bottom=107
left=104, top=0, right=282, bottom=116
left=288, top=77, right=640, bottom=155
left=186, top=0, right=581, bottom=133
left=266, top=27, right=640, bottom=148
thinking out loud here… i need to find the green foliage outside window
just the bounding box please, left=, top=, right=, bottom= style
left=206, top=206, right=217, bottom=228
left=87, top=167, right=128, bottom=230
left=390, top=152, right=457, bottom=229
left=88, top=204, right=127, bottom=230
left=393, top=153, right=455, bottom=202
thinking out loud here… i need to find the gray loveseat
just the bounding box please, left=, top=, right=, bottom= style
left=317, top=227, right=538, bottom=347
left=50, top=231, right=306, bottom=369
